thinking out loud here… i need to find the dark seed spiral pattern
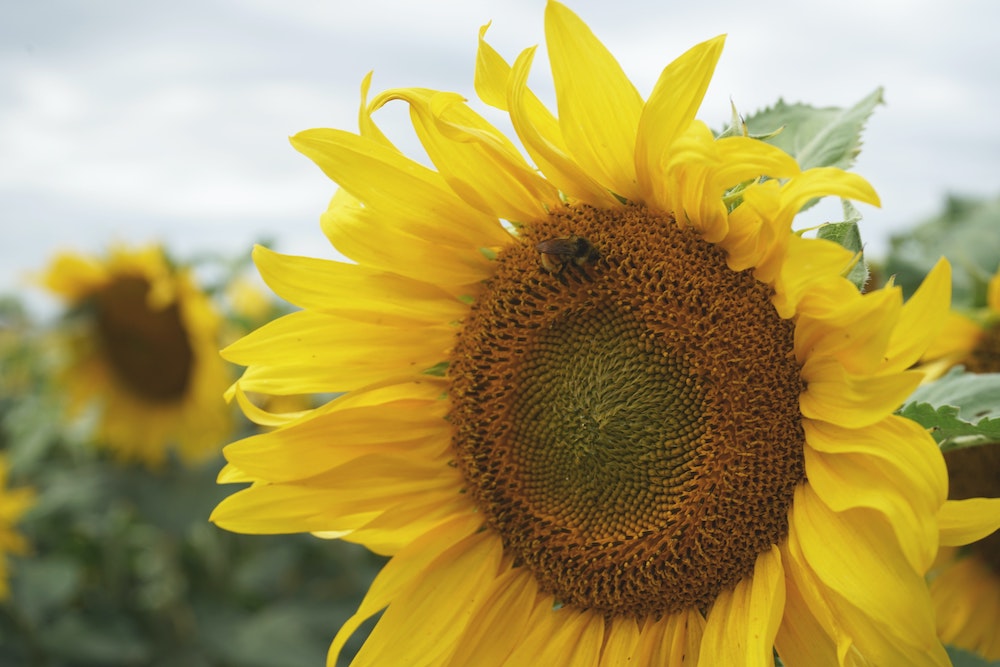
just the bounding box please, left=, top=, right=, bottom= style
left=449, top=204, right=806, bottom=618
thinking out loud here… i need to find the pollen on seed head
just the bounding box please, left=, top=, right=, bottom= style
left=448, top=204, right=806, bottom=618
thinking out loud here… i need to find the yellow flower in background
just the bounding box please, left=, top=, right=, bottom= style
left=931, top=444, right=1000, bottom=661
left=919, top=267, right=1000, bottom=661
left=921, top=268, right=1000, bottom=378
left=41, top=245, right=232, bottom=467
left=0, top=454, right=35, bottom=600
left=213, top=2, right=961, bottom=664
left=223, top=276, right=276, bottom=330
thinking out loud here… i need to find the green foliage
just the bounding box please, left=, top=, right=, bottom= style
left=728, top=90, right=884, bottom=276
left=899, top=367, right=1000, bottom=451
left=883, top=194, right=1000, bottom=303
left=0, top=295, right=383, bottom=666
left=948, top=646, right=1000, bottom=667
left=816, top=200, right=869, bottom=290
left=743, top=87, right=884, bottom=171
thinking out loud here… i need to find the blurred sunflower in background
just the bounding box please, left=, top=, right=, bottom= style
left=0, top=454, right=34, bottom=601
left=210, top=2, right=985, bottom=664
left=921, top=268, right=1000, bottom=378
left=41, top=245, right=232, bottom=467
left=932, top=445, right=1000, bottom=662
left=919, top=266, right=1000, bottom=662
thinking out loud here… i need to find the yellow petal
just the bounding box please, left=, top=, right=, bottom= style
left=774, top=538, right=840, bottom=666
left=882, top=258, right=952, bottom=373
left=989, top=270, right=1000, bottom=312
left=500, top=597, right=563, bottom=663
left=326, top=515, right=489, bottom=666
left=792, top=485, right=951, bottom=666
left=508, top=46, right=619, bottom=206
left=443, top=567, right=541, bottom=666
left=698, top=545, right=783, bottom=667
left=804, top=444, right=939, bottom=573
left=648, top=608, right=705, bottom=667
left=529, top=607, right=604, bottom=667
left=252, top=245, right=466, bottom=325
left=545, top=0, right=642, bottom=200
left=598, top=615, right=642, bottom=666
left=208, top=453, right=461, bottom=537
left=800, top=356, right=923, bottom=429
left=930, top=553, right=1000, bottom=660
left=351, top=530, right=503, bottom=666
left=663, top=126, right=801, bottom=243
left=216, top=462, right=253, bottom=484
left=223, top=397, right=448, bottom=482
left=803, top=415, right=947, bottom=510
left=636, top=35, right=724, bottom=203
left=291, top=128, right=510, bottom=247
left=229, top=383, right=309, bottom=428
left=793, top=280, right=900, bottom=374
left=337, top=491, right=475, bottom=555
left=370, top=87, right=558, bottom=222
left=473, top=22, right=509, bottom=110
left=938, top=496, right=1000, bottom=546
left=722, top=180, right=787, bottom=278
left=357, top=71, right=396, bottom=148
left=778, top=167, right=880, bottom=218
left=771, top=234, right=855, bottom=319
left=320, top=188, right=499, bottom=288
left=223, top=310, right=453, bottom=395
left=922, top=311, right=984, bottom=365
left=38, top=252, right=110, bottom=301
left=658, top=122, right=729, bottom=241
left=478, top=24, right=619, bottom=205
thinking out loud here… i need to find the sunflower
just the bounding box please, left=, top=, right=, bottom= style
left=213, top=3, right=965, bottom=664
left=919, top=267, right=1000, bottom=660
left=931, top=445, right=1000, bottom=661
left=921, top=268, right=1000, bottom=378
left=0, top=454, right=35, bottom=600
left=42, top=245, right=232, bottom=467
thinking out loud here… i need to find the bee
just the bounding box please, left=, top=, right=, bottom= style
left=536, top=235, right=600, bottom=273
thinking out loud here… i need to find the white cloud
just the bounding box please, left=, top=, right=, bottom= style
left=3, top=0, right=1000, bottom=311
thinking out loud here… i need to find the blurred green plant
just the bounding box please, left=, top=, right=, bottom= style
left=883, top=194, right=1000, bottom=306
left=0, top=282, right=383, bottom=666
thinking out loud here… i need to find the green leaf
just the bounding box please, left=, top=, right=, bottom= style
left=816, top=203, right=868, bottom=290
left=42, top=613, right=150, bottom=665
left=10, top=557, right=83, bottom=623
left=199, top=604, right=333, bottom=667
left=422, top=361, right=449, bottom=377
left=898, top=368, right=1000, bottom=451
left=899, top=401, right=1000, bottom=452
left=744, top=87, right=884, bottom=171
left=716, top=100, right=746, bottom=139
left=907, top=367, right=1000, bottom=420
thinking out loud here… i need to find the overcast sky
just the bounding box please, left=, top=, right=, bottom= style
left=3, top=0, right=999, bottom=314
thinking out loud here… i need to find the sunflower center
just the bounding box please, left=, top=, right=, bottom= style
left=93, top=276, right=194, bottom=403
left=965, top=324, right=1000, bottom=373
left=449, top=204, right=806, bottom=618
left=944, top=443, right=1000, bottom=574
